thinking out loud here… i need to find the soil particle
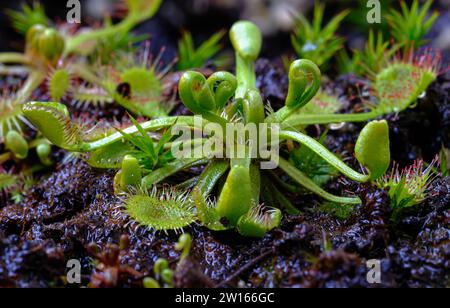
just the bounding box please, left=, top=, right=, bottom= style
left=333, top=186, right=392, bottom=259
left=300, top=250, right=369, bottom=288
left=256, top=59, right=288, bottom=111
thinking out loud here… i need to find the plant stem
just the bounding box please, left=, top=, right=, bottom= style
left=278, top=158, right=362, bottom=205
left=0, top=53, right=28, bottom=65
left=141, top=158, right=208, bottom=188
left=282, top=111, right=380, bottom=129
left=0, top=66, right=29, bottom=76
left=0, top=153, right=12, bottom=165
left=65, top=0, right=163, bottom=55
left=279, top=130, right=370, bottom=183
left=66, top=19, right=135, bottom=54
left=72, top=64, right=103, bottom=86
left=235, top=54, right=256, bottom=99
left=17, top=70, right=46, bottom=103
left=266, top=170, right=301, bottom=193
left=84, top=116, right=197, bottom=151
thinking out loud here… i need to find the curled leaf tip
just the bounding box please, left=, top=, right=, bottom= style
left=286, top=59, right=321, bottom=109
left=179, top=71, right=212, bottom=114
left=230, top=21, right=262, bottom=61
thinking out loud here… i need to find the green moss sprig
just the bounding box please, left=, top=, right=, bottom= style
left=177, top=30, right=225, bottom=70
left=290, top=1, right=349, bottom=68
left=386, top=0, right=439, bottom=53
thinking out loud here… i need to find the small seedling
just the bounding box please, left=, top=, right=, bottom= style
left=6, top=1, right=48, bottom=34
left=339, top=30, right=400, bottom=76
left=143, top=234, right=192, bottom=288
left=291, top=1, right=348, bottom=67
left=377, top=158, right=438, bottom=218
left=386, top=0, right=439, bottom=52
left=177, top=30, right=225, bottom=70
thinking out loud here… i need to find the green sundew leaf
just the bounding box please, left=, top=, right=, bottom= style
left=6, top=2, right=48, bottom=34
left=374, top=62, right=437, bottom=114
left=299, top=91, right=341, bottom=116
left=112, top=67, right=167, bottom=117
left=351, top=31, right=399, bottom=76
left=87, top=141, right=134, bottom=169
left=379, top=158, right=438, bottom=217
left=124, top=187, right=196, bottom=232
left=120, top=67, right=162, bottom=98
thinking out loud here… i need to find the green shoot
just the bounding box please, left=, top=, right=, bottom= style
left=177, top=30, right=225, bottom=70
left=386, top=0, right=439, bottom=52
left=291, top=2, right=349, bottom=67
left=352, top=30, right=400, bottom=76
left=6, top=2, right=48, bottom=34
left=117, top=114, right=174, bottom=170
left=377, top=158, right=438, bottom=219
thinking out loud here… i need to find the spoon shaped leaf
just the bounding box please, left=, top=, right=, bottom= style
left=355, top=120, right=390, bottom=181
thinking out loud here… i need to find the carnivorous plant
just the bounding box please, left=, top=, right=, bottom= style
left=23, top=21, right=391, bottom=237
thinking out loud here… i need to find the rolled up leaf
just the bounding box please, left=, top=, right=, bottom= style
left=230, top=21, right=262, bottom=61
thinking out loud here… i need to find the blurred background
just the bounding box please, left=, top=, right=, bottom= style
left=1, top=0, right=449, bottom=63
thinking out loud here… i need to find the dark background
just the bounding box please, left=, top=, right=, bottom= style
left=1, top=0, right=449, bottom=62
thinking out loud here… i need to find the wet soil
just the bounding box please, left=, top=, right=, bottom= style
left=1, top=58, right=449, bottom=288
